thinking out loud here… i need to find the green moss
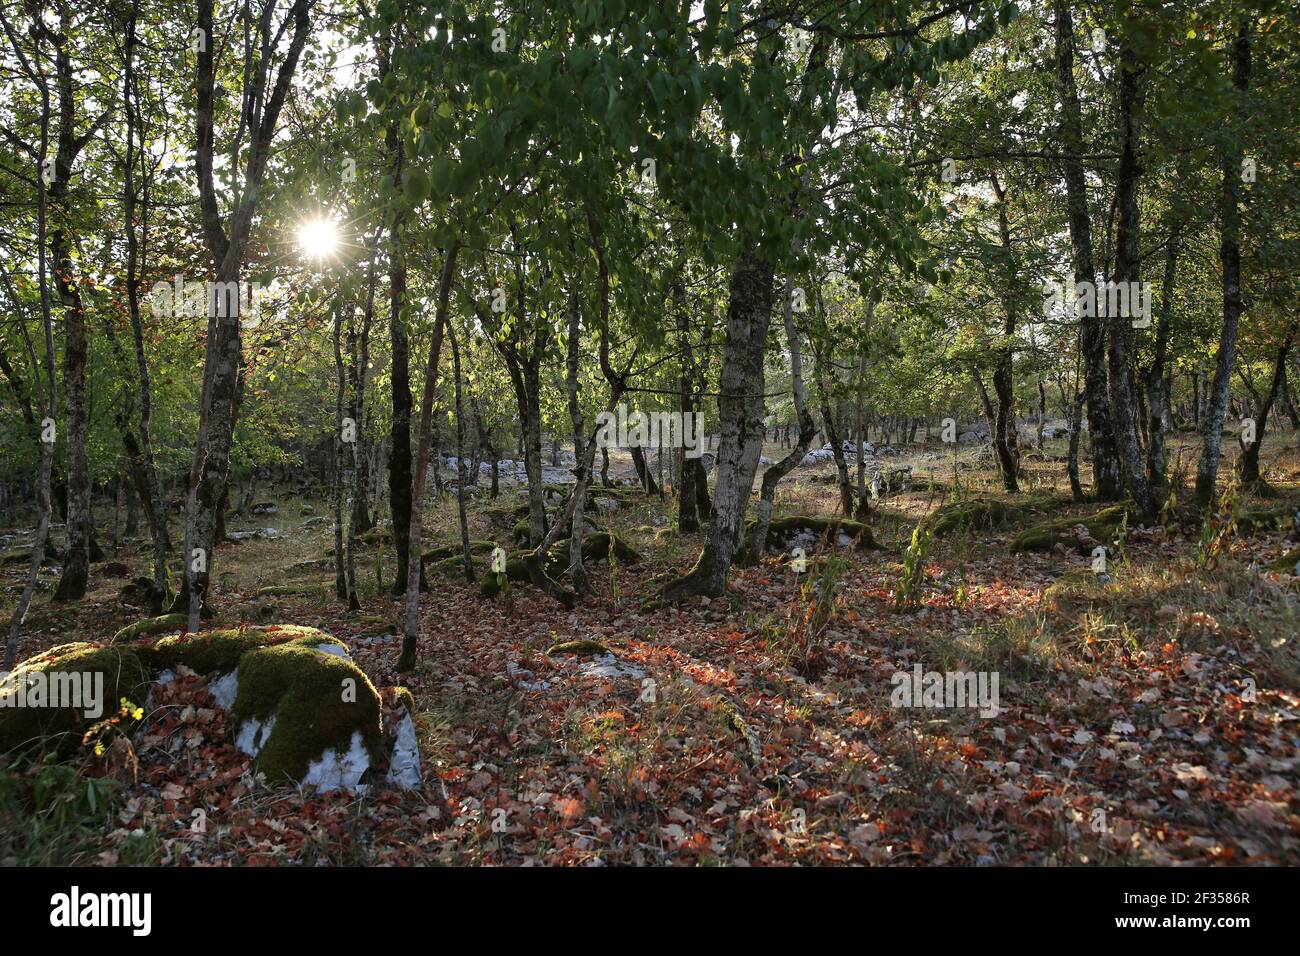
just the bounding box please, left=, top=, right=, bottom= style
left=110, top=613, right=187, bottom=645
left=757, top=515, right=880, bottom=550
left=390, top=686, right=415, bottom=715
left=285, top=557, right=332, bottom=574
left=422, top=540, right=494, bottom=563
left=257, top=582, right=320, bottom=597
left=921, top=499, right=1010, bottom=537
left=151, top=628, right=272, bottom=674
left=1, top=548, right=52, bottom=567
left=541, top=531, right=641, bottom=577
left=546, top=639, right=610, bottom=657
left=231, top=637, right=382, bottom=784
left=0, top=643, right=151, bottom=754
left=1237, top=506, right=1293, bottom=534
left=1269, top=549, right=1300, bottom=574
left=149, top=625, right=340, bottom=675
left=1010, top=504, right=1130, bottom=555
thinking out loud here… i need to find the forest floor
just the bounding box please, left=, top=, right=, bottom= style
left=2, top=434, right=1299, bottom=866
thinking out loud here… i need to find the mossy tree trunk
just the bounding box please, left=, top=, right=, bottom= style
left=564, top=288, right=590, bottom=595
left=5, top=58, right=55, bottom=669
left=49, top=40, right=93, bottom=602
left=385, top=66, right=415, bottom=596
left=989, top=173, right=1021, bottom=494
left=182, top=0, right=313, bottom=632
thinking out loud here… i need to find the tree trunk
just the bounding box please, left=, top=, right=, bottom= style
left=744, top=274, right=817, bottom=564
left=386, top=131, right=416, bottom=594
left=449, top=325, right=474, bottom=582
left=564, top=288, right=590, bottom=595
left=1054, top=0, right=1121, bottom=500
left=396, top=242, right=460, bottom=672
left=661, top=250, right=774, bottom=600
left=1196, top=24, right=1251, bottom=507
left=815, top=344, right=854, bottom=515
left=332, top=300, right=349, bottom=602
left=1110, top=39, right=1156, bottom=518
left=1238, top=322, right=1297, bottom=485
left=1145, top=224, right=1181, bottom=492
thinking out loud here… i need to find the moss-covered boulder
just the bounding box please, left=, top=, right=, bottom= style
left=110, top=613, right=187, bottom=645
left=1237, top=506, right=1296, bottom=535
left=256, top=582, right=321, bottom=597
left=150, top=627, right=276, bottom=674
left=921, top=498, right=1010, bottom=537
left=0, top=547, right=56, bottom=568
left=0, top=643, right=151, bottom=754
left=1011, top=505, right=1131, bottom=555
left=422, top=540, right=495, bottom=564
left=231, top=636, right=383, bottom=789
left=756, top=515, right=880, bottom=552
left=546, top=639, right=610, bottom=657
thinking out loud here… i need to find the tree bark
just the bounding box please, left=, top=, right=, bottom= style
left=1238, top=321, right=1297, bottom=485
left=1054, top=0, right=1121, bottom=500
left=661, top=250, right=774, bottom=600
left=1196, top=24, right=1251, bottom=507
left=744, top=274, right=817, bottom=564
left=1110, top=40, right=1156, bottom=518
left=396, top=241, right=460, bottom=672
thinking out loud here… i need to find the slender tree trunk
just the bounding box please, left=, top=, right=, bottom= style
left=744, top=274, right=817, bottom=564
left=1196, top=24, right=1251, bottom=507
left=815, top=344, right=854, bottom=515
left=1239, top=322, right=1297, bottom=485
left=386, top=129, right=416, bottom=594
left=1054, top=0, right=1121, bottom=500
left=6, top=58, right=55, bottom=669
left=1110, top=40, right=1156, bottom=518
left=564, top=288, right=591, bottom=595
left=1145, top=225, right=1181, bottom=491
left=397, top=242, right=460, bottom=672
left=49, top=43, right=92, bottom=601
left=990, top=174, right=1020, bottom=493
left=449, top=325, right=474, bottom=582
left=332, top=300, right=349, bottom=601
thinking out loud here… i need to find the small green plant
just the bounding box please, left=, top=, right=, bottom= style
left=895, top=519, right=935, bottom=611
left=0, top=754, right=122, bottom=865
left=771, top=552, right=847, bottom=675
left=1110, top=509, right=1129, bottom=569
left=1196, top=479, right=1242, bottom=570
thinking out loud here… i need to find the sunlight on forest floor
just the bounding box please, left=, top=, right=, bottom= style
left=2, top=434, right=1298, bottom=866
